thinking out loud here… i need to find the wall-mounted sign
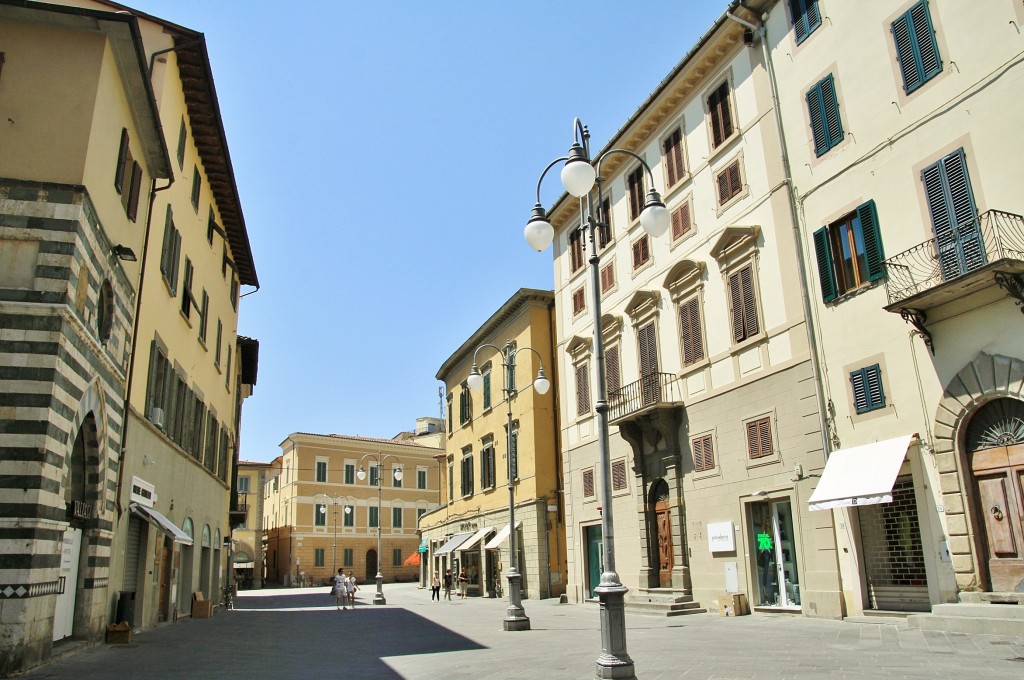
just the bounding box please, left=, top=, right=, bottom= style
left=707, top=521, right=735, bottom=553
left=130, top=476, right=156, bottom=508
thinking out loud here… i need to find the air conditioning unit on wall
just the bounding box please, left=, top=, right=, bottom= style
left=150, top=407, right=165, bottom=430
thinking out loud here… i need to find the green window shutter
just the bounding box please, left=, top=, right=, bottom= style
left=850, top=364, right=886, bottom=414
left=790, top=0, right=821, bottom=44
left=483, top=371, right=491, bottom=410
left=856, top=200, right=886, bottom=282
left=812, top=226, right=838, bottom=302
left=892, top=1, right=942, bottom=94
left=807, top=74, right=842, bottom=157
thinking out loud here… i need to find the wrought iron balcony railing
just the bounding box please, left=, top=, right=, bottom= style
left=884, top=209, right=1024, bottom=307
left=608, top=372, right=681, bottom=422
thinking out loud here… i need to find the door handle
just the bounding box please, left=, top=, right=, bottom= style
left=990, top=505, right=1003, bottom=521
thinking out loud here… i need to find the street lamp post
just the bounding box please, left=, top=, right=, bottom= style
left=316, top=493, right=353, bottom=581
left=357, top=452, right=403, bottom=605
left=525, top=118, right=669, bottom=680
left=467, top=341, right=550, bottom=631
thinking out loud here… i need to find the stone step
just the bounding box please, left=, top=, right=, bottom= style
left=930, top=603, right=1024, bottom=620
left=625, top=600, right=707, bottom=617
left=907, top=611, right=1024, bottom=636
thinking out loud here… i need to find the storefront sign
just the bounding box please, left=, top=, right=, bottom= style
left=130, top=476, right=156, bottom=507
left=707, top=521, right=735, bottom=553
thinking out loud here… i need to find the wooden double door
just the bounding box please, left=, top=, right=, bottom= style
left=971, top=444, right=1024, bottom=592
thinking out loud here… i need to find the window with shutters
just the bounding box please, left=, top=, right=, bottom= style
left=637, top=321, right=661, bottom=406
left=198, top=290, right=209, bottom=344
left=314, top=503, right=326, bottom=527
left=716, top=159, right=744, bottom=207
left=631, top=234, right=651, bottom=271
left=582, top=468, right=595, bottom=498
left=459, top=384, right=472, bottom=425
left=813, top=200, right=885, bottom=302
left=727, top=264, right=760, bottom=343
left=159, top=206, right=182, bottom=295
left=707, top=79, right=735, bottom=150
left=393, top=548, right=403, bottom=566
left=598, top=197, right=613, bottom=249
left=892, top=1, right=942, bottom=94
left=417, top=468, right=427, bottom=490
left=191, top=166, right=201, bottom=211
left=343, top=548, right=353, bottom=566
left=600, top=262, right=616, bottom=295
left=746, top=416, right=774, bottom=460
left=314, top=548, right=325, bottom=567
left=572, top=286, right=586, bottom=316
left=180, top=258, right=195, bottom=320
left=447, top=394, right=453, bottom=433
left=392, top=507, right=403, bottom=529
left=176, top=118, right=187, bottom=169
left=692, top=433, right=715, bottom=473
left=850, top=364, right=886, bottom=414
left=214, top=319, right=223, bottom=367
left=369, top=506, right=379, bottom=528
left=626, top=166, right=645, bottom=221
left=662, top=126, right=686, bottom=188
left=345, top=463, right=355, bottom=485
left=806, top=74, right=843, bottom=157
left=671, top=200, right=692, bottom=243
left=207, top=209, right=218, bottom=245
left=605, top=344, right=621, bottom=395
left=482, top=365, right=492, bottom=410
left=114, top=128, right=142, bottom=221
left=921, top=148, right=983, bottom=282
left=480, top=438, right=495, bottom=490
left=569, top=228, right=585, bottom=273
left=316, top=460, right=327, bottom=482
left=460, top=448, right=474, bottom=497
left=678, top=295, right=706, bottom=367
left=509, top=425, right=519, bottom=480
left=790, top=0, right=821, bottom=44
left=344, top=506, right=354, bottom=527
left=575, top=362, right=591, bottom=417
left=611, top=459, right=628, bottom=492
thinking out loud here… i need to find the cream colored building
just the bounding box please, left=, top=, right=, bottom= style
left=545, top=1, right=844, bottom=617
left=230, top=460, right=272, bottom=590
left=763, top=0, right=1024, bottom=615
left=264, top=430, right=441, bottom=589
left=419, top=288, right=565, bottom=600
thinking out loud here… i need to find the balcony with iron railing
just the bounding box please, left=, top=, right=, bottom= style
left=883, top=209, right=1024, bottom=312
left=608, top=372, right=683, bottom=423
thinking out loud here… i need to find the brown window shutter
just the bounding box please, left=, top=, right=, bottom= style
left=605, top=345, right=620, bottom=394
left=612, top=460, right=627, bottom=490
left=680, top=297, right=704, bottom=366
left=663, top=128, right=684, bottom=186
left=729, top=271, right=744, bottom=342
left=115, top=129, right=130, bottom=193
left=573, top=288, right=585, bottom=315
left=583, top=469, right=595, bottom=497
left=747, top=417, right=772, bottom=459
left=127, top=161, right=143, bottom=222
left=693, top=434, right=714, bottom=472
left=728, top=160, right=742, bottom=198
left=627, top=167, right=644, bottom=220
left=575, top=363, right=590, bottom=416
left=719, top=82, right=733, bottom=140
left=740, top=265, right=758, bottom=337
left=671, top=202, right=691, bottom=240
left=600, top=263, right=615, bottom=292
left=717, top=168, right=731, bottom=205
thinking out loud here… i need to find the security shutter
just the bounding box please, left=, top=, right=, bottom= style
left=123, top=514, right=143, bottom=591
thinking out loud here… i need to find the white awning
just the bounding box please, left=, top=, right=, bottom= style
left=233, top=561, right=254, bottom=569
left=484, top=521, right=523, bottom=550
left=807, top=434, right=915, bottom=511
left=130, top=503, right=194, bottom=545
left=434, top=532, right=473, bottom=556
left=456, top=526, right=494, bottom=552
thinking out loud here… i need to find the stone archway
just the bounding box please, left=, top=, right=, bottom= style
left=933, top=352, right=1024, bottom=593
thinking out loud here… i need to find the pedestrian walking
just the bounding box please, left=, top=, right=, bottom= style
left=331, top=568, right=345, bottom=610
left=344, top=570, right=359, bottom=609
left=458, top=568, right=468, bottom=599
left=443, top=569, right=453, bottom=600
left=431, top=573, right=441, bottom=601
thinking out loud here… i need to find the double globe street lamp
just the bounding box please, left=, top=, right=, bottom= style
left=316, top=493, right=355, bottom=583
left=357, top=452, right=403, bottom=605
left=466, top=341, right=550, bottom=631
left=525, top=118, right=670, bottom=680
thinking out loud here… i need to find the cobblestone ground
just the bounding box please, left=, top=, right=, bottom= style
left=23, top=583, right=1024, bottom=680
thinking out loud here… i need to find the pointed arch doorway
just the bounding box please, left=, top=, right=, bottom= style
left=965, top=397, right=1024, bottom=592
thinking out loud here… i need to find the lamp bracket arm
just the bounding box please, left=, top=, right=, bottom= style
left=595, top=148, right=657, bottom=186
left=572, top=117, right=590, bottom=155
left=534, top=157, right=569, bottom=204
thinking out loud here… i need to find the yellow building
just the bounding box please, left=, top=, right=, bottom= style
left=264, top=431, right=442, bottom=590
left=419, top=288, right=566, bottom=600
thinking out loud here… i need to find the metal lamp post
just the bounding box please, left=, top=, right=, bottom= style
left=525, top=118, right=670, bottom=680
left=466, top=341, right=550, bottom=631
left=316, top=493, right=350, bottom=581
left=357, top=452, right=402, bottom=605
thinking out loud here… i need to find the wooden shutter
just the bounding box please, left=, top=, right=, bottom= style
left=572, top=288, right=585, bottom=315
left=746, top=417, right=773, bottom=459
left=632, top=235, right=649, bottom=269
left=693, top=434, right=714, bottom=472
left=893, top=1, right=942, bottom=93
left=582, top=469, right=595, bottom=497
left=807, top=74, right=842, bottom=156
left=922, top=148, right=982, bottom=281
left=127, top=162, right=143, bottom=221
left=851, top=364, right=886, bottom=414
left=627, top=167, right=644, bottom=220
left=600, top=263, right=615, bottom=292
left=115, top=128, right=130, bottom=193
left=791, top=0, right=821, bottom=44
left=575, top=363, right=590, bottom=416
left=482, top=371, right=491, bottom=409
left=605, top=345, right=621, bottom=395
left=612, top=460, right=627, bottom=491
left=663, top=128, right=685, bottom=186
left=679, top=297, right=704, bottom=366
left=729, top=265, right=758, bottom=342
left=812, top=226, right=838, bottom=302
left=709, top=81, right=733, bottom=148
left=638, top=322, right=659, bottom=405
left=718, top=161, right=742, bottom=205
left=598, top=197, right=612, bottom=247
left=671, top=202, right=691, bottom=240
left=856, top=200, right=886, bottom=282
left=570, top=229, right=584, bottom=271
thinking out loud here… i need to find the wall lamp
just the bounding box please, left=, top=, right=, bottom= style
left=112, top=244, right=137, bottom=262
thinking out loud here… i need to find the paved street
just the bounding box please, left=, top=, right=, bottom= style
left=23, top=583, right=1024, bottom=679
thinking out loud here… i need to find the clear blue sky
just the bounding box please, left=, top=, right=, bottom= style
left=125, top=0, right=732, bottom=462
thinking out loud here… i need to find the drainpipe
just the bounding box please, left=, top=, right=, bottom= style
left=727, top=7, right=833, bottom=464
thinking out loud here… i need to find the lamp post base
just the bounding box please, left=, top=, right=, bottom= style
left=594, top=578, right=635, bottom=680
left=373, top=573, right=386, bottom=605
left=503, top=570, right=530, bottom=631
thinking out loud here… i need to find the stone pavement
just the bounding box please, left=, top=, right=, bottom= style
left=21, top=583, right=1024, bottom=679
